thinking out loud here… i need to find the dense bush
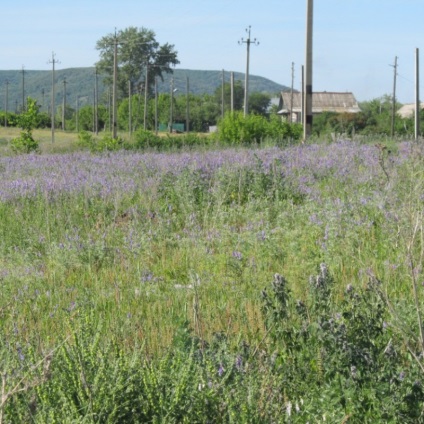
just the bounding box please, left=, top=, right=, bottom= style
left=133, top=129, right=211, bottom=151
left=77, top=131, right=124, bottom=152
left=216, top=111, right=302, bottom=144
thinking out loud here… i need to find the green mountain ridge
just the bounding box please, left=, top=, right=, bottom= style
left=0, top=68, right=289, bottom=112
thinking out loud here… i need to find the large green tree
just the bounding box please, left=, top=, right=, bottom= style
left=96, top=27, right=179, bottom=98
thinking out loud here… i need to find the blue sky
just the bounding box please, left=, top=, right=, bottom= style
left=2, top=0, right=423, bottom=103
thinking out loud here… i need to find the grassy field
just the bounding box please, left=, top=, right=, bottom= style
left=1, top=129, right=424, bottom=422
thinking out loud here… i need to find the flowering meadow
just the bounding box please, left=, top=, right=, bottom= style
left=1, top=140, right=424, bottom=422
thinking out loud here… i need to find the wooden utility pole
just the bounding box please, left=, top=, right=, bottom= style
left=75, top=97, right=79, bottom=132
left=303, top=0, right=313, bottom=141
left=154, top=77, right=158, bottom=134
left=21, top=66, right=25, bottom=112
left=186, top=76, right=190, bottom=133
left=62, top=78, right=67, bottom=131
left=128, top=80, right=132, bottom=137
left=112, top=31, right=118, bottom=139
left=290, top=62, right=295, bottom=123
left=48, top=52, right=60, bottom=143
left=239, top=26, right=259, bottom=116
left=230, top=72, right=234, bottom=113
left=415, top=48, right=420, bottom=141
left=390, top=56, right=398, bottom=138
left=144, top=64, right=149, bottom=130
left=169, top=77, right=174, bottom=133
left=221, top=69, right=225, bottom=118
left=94, top=68, right=99, bottom=135
left=4, top=81, right=9, bottom=128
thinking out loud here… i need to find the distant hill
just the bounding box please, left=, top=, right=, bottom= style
left=0, top=68, right=289, bottom=112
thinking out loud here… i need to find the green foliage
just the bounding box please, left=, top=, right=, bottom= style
left=77, top=130, right=95, bottom=149
left=248, top=92, right=271, bottom=116
left=77, top=130, right=123, bottom=152
left=261, top=266, right=424, bottom=422
left=132, top=129, right=210, bottom=151
left=95, top=27, right=179, bottom=98
left=213, top=80, right=244, bottom=111
left=10, top=98, right=40, bottom=153
left=216, top=111, right=302, bottom=144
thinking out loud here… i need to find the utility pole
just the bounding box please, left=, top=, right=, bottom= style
left=21, top=66, right=25, bottom=112
left=75, top=97, right=79, bottom=132
left=93, top=88, right=96, bottom=133
left=48, top=52, right=60, bottom=143
left=221, top=69, right=225, bottom=118
left=112, top=31, right=118, bottom=139
left=230, top=72, right=234, bottom=113
left=186, top=76, right=190, bottom=133
left=301, top=65, right=305, bottom=126
left=304, top=0, right=313, bottom=141
left=239, top=26, right=259, bottom=116
left=62, top=78, right=67, bottom=131
left=128, top=80, right=132, bottom=137
left=390, top=56, right=398, bottom=138
left=4, top=81, right=9, bottom=128
left=415, top=48, right=420, bottom=141
left=41, top=88, right=45, bottom=111
left=290, top=62, right=295, bottom=123
left=169, top=77, right=174, bottom=133
left=155, top=77, right=158, bottom=134
left=94, top=68, right=99, bottom=135
left=144, top=63, right=149, bottom=130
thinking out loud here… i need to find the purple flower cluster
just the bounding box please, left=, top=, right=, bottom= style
left=0, top=141, right=414, bottom=203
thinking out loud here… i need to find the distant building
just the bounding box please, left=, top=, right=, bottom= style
left=397, top=103, right=424, bottom=119
left=277, top=91, right=361, bottom=122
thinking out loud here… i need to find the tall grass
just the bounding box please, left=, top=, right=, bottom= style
left=0, top=137, right=424, bottom=421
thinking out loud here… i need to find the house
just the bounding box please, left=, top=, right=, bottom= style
left=397, top=103, right=424, bottom=119
left=277, top=91, right=361, bottom=123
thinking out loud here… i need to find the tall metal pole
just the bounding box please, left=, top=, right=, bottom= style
left=112, top=31, right=118, bottom=139
left=239, top=26, right=259, bottom=117
left=303, top=0, right=313, bottom=141
left=415, top=48, right=420, bottom=141
left=391, top=56, right=398, bottom=138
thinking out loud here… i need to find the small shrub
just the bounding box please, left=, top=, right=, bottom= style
left=10, top=98, right=40, bottom=154
left=133, top=129, right=162, bottom=149
left=78, top=131, right=124, bottom=152
left=77, top=130, right=94, bottom=149
left=261, top=266, right=424, bottom=421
